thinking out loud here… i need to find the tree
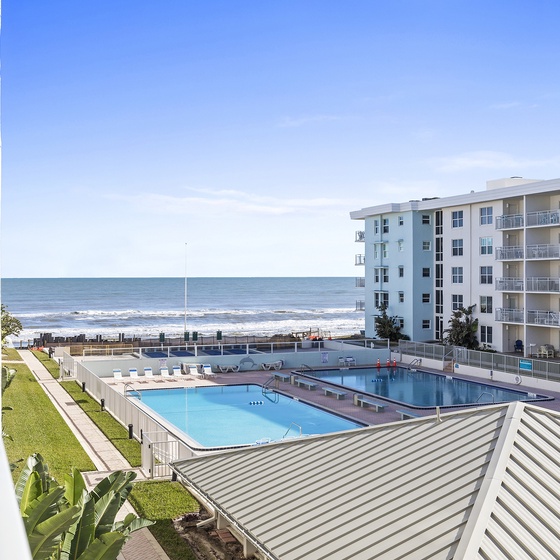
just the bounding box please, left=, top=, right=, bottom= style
left=16, top=453, right=154, bottom=560
left=374, top=304, right=406, bottom=342
left=2, top=304, right=23, bottom=345
left=442, top=304, right=479, bottom=349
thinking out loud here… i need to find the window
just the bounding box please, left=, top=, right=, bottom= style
left=480, top=296, right=493, bottom=313
left=422, top=319, right=431, bottom=329
left=452, top=294, right=463, bottom=311
left=435, top=237, right=443, bottom=261
left=374, top=269, right=380, bottom=283
left=398, top=318, right=404, bottom=329
left=436, top=290, right=443, bottom=314
left=480, top=325, right=493, bottom=344
left=480, top=207, right=493, bottom=225
left=383, top=269, right=389, bottom=282
left=422, top=267, right=431, bottom=278
left=374, top=246, right=379, bottom=259
left=452, top=267, right=463, bottom=283
left=382, top=218, right=389, bottom=233
left=452, top=239, right=463, bottom=256
left=422, top=241, right=431, bottom=251
left=374, top=292, right=389, bottom=308
left=398, top=240, right=404, bottom=252
left=480, top=266, right=493, bottom=284
left=422, top=293, right=431, bottom=303
left=399, top=292, right=404, bottom=303
left=398, top=216, right=404, bottom=226
left=480, top=237, right=493, bottom=255
left=452, top=210, right=464, bottom=228
left=422, top=214, right=431, bottom=225
left=435, top=210, right=443, bottom=235
left=382, top=243, right=388, bottom=258
left=435, top=263, right=443, bottom=287
left=374, top=219, right=379, bottom=234
left=398, top=266, right=404, bottom=278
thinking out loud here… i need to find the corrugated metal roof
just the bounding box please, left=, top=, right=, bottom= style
left=171, top=402, right=560, bottom=559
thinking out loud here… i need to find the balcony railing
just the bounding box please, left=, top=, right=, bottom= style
left=355, top=277, right=365, bottom=288
left=495, top=246, right=524, bottom=260
left=526, top=244, right=560, bottom=259
left=355, top=300, right=365, bottom=311
left=526, top=277, right=560, bottom=292
left=495, top=277, right=524, bottom=291
left=495, top=308, right=524, bottom=323
left=526, top=209, right=560, bottom=227
left=355, top=254, right=365, bottom=266
left=355, top=230, right=365, bottom=242
left=527, top=310, right=560, bottom=325
left=496, top=214, right=524, bottom=230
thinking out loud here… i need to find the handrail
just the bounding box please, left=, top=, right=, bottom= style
left=124, top=383, right=141, bottom=400
left=300, top=364, right=314, bottom=373
left=262, top=376, right=275, bottom=394
left=283, top=422, right=302, bottom=439
left=475, top=392, right=495, bottom=403
left=407, top=358, right=422, bottom=371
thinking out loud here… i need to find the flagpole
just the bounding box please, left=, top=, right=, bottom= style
left=183, top=243, right=188, bottom=334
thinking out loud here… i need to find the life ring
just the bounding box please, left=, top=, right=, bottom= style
left=514, top=375, right=522, bottom=385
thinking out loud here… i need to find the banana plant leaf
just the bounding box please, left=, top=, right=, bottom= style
left=23, top=486, right=66, bottom=533
left=64, top=469, right=87, bottom=507
left=90, top=471, right=136, bottom=508
left=60, top=496, right=95, bottom=560
left=75, top=532, right=127, bottom=560
left=93, top=492, right=122, bottom=538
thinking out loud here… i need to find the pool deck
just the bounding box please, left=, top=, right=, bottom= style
left=109, top=365, right=560, bottom=426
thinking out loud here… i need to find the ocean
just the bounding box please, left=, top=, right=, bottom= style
left=1, top=277, right=364, bottom=343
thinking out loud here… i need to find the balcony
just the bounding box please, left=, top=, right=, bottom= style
left=495, top=277, right=524, bottom=291
left=355, top=300, right=365, bottom=311
left=355, top=230, right=365, bottom=242
left=526, top=244, right=560, bottom=259
left=527, top=310, right=560, bottom=326
left=526, top=277, right=560, bottom=292
left=496, top=214, right=524, bottom=230
left=495, top=246, right=523, bottom=260
left=355, top=254, right=365, bottom=266
left=526, top=209, right=560, bottom=227
left=355, top=277, right=365, bottom=288
left=495, top=308, right=524, bottom=323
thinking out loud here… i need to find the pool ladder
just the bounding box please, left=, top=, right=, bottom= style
left=283, top=422, right=302, bottom=439
left=407, top=358, right=422, bottom=372
left=262, top=376, right=279, bottom=403
left=124, top=383, right=141, bottom=400
left=475, top=392, right=495, bottom=403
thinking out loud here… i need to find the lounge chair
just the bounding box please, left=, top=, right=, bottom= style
left=129, top=368, right=139, bottom=379
left=345, top=357, right=356, bottom=366
left=201, top=364, right=216, bottom=378
left=172, top=365, right=182, bottom=377
left=112, top=368, right=123, bottom=382
left=143, top=367, right=155, bottom=380
left=188, top=364, right=203, bottom=378
left=160, top=367, right=177, bottom=381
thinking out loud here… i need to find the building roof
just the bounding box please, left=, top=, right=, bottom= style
left=350, top=177, right=560, bottom=220
left=170, top=402, right=560, bottom=560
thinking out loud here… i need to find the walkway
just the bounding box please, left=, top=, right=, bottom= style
left=17, top=350, right=170, bottom=560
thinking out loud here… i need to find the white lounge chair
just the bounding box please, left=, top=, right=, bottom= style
left=201, top=364, right=216, bottom=378
left=112, top=369, right=123, bottom=383
left=172, top=365, right=182, bottom=377
left=129, top=368, right=139, bottom=379
left=160, top=367, right=176, bottom=381
left=143, top=367, right=155, bottom=380
left=188, top=364, right=203, bottom=378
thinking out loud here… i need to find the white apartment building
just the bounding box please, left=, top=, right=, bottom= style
left=351, top=177, right=560, bottom=356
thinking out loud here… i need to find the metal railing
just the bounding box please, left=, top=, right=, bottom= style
left=526, top=209, right=560, bottom=227
left=495, top=308, right=524, bottom=323
left=495, top=277, right=524, bottom=291
left=495, top=214, right=524, bottom=229
left=526, top=244, right=560, bottom=259
left=355, top=254, right=366, bottom=265
left=355, top=277, right=365, bottom=288
left=526, top=277, right=560, bottom=292
left=355, top=231, right=365, bottom=242
left=527, top=310, right=560, bottom=326
left=495, top=246, right=524, bottom=260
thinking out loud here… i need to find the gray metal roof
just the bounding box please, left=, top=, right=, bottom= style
left=171, top=402, right=560, bottom=559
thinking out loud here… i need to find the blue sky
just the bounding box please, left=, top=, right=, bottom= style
left=3, top=0, right=560, bottom=278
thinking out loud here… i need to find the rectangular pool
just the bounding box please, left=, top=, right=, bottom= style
left=299, top=366, right=552, bottom=408
left=132, top=384, right=363, bottom=448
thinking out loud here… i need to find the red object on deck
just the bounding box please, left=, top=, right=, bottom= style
left=393, top=359, right=397, bottom=367
left=376, top=359, right=380, bottom=368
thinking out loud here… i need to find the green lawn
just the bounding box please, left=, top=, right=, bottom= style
left=61, top=380, right=142, bottom=467
left=129, top=481, right=199, bottom=560
left=2, top=347, right=23, bottom=361
left=3, top=363, right=95, bottom=483
left=30, top=349, right=61, bottom=379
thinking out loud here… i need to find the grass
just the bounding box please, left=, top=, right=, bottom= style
left=30, top=349, right=61, bottom=379
left=60, top=380, right=142, bottom=467
left=3, top=363, right=95, bottom=483
left=129, top=481, right=199, bottom=560
left=2, top=347, right=23, bottom=361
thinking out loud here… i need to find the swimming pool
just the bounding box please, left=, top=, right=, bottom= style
left=132, top=384, right=363, bottom=448
left=298, top=366, right=552, bottom=408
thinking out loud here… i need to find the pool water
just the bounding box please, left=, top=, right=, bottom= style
left=303, top=366, right=551, bottom=408
left=134, top=384, right=362, bottom=448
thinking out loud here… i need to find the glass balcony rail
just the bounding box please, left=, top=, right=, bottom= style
left=355, top=230, right=366, bottom=242
left=526, top=244, right=560, bottom=259
left=496, top=214, right=524, bottom=229
left=527, top=309, right=560, bottom=325
left=355, top=300, right=365, bottom=311
left=495, top=246, right=524, bottom=260
left=495, top=308, right=524, bottom=323
left=495, top=277, right=524, bottom=291
left=354, top=254, right=365, bottom=266
left=526, top=277, right=560, bottom=292
left=355, top=277, right=365, bottom=288
left=526, top=209, right=560, bottom=227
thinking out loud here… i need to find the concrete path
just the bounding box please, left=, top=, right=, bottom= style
left=17, top=350, right=170, bottom=560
